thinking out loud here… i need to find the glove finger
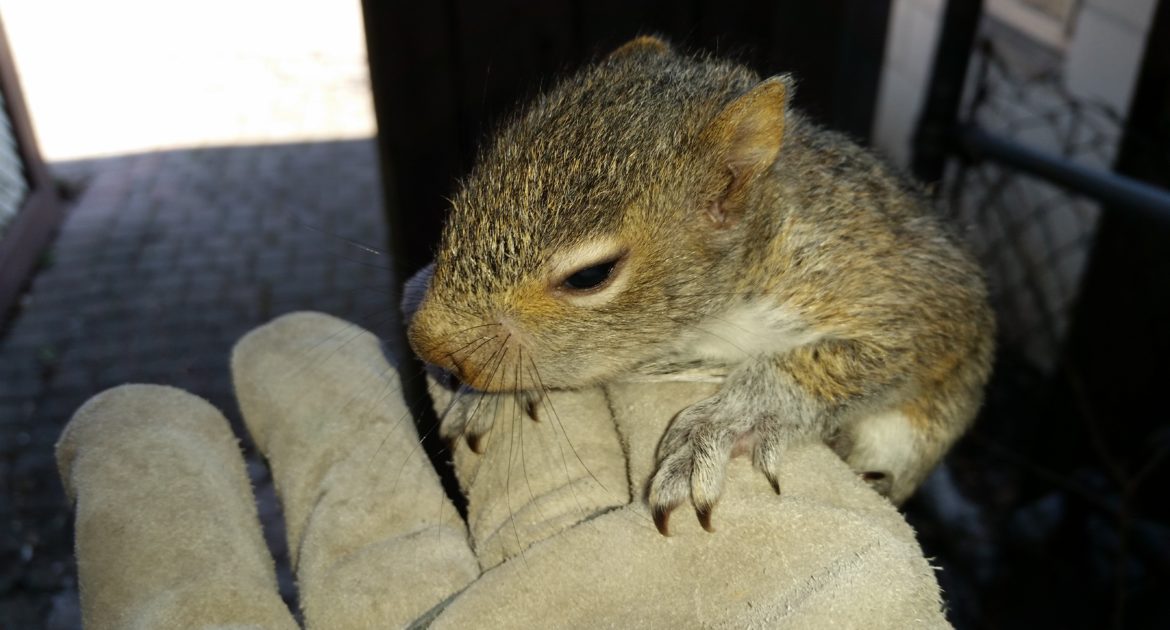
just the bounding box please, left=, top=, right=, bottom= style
left=57, top=384, right=297, bottom=629
left=232, top=311, right=480, bottom=629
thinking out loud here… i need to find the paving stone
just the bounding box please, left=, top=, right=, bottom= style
left=43, top=363, right=94, bottom=392
left=30, top=394, right=90, bottom=431
left=0, top=366, right=43, bottom=400
left=3, top=95, right=384, bottom=630
left=57, top=339, right=117, bottom=366
left=0, top=401, right=36, bottom=427
left=90, top=363, right=141, bottom=391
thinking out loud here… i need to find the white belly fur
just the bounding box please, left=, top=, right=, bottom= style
left=674, top=299, right=823, bottom=365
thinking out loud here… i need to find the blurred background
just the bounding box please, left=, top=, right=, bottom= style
left=1, top=0, right=1167, bottom=627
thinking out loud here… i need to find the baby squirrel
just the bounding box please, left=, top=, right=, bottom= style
left=407, top=36, right=995, bottom=535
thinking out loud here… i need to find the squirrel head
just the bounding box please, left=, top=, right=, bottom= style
left=409, top=36, right=793, bottom=391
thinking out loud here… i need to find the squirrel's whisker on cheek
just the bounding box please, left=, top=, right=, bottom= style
left=457, top=339, right=511, bottom=445
left=411, top=322, right=500, bottom=356
left=431, top=330, right=497, bottom=364
left=447, top=334, right=500, bottom=380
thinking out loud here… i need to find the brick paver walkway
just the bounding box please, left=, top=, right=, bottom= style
left=1, top=140, right=394, bottom=626
left=0, top=2, right=391, bottom=626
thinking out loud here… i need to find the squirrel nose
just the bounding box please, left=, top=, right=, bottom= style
left=408, top=302, right=533, bottom=391
left=407, top=314, right=493, bottom=388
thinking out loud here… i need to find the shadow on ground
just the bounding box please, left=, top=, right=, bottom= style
left=0, top=138, right=399, bottom=628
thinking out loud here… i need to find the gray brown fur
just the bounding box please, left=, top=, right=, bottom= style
left=408, top=37, right=995, bottom=534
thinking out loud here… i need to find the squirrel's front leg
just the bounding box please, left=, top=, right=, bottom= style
left=648, top=339, right=902, bottom=535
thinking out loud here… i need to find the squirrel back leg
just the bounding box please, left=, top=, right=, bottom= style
left=840, top=392, right=976, bottom=505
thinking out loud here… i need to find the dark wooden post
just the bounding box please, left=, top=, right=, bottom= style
left=911, top=0, right=984, bottom=185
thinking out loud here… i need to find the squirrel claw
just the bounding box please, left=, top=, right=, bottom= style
left=652, top=505, right=673, bottom=536
left=695, top=504, right=716, bottom=533
left=522, top=392, right=542, bottom=422
left=438, top=388, right=505, bottom=454
left=763, top=470, right=781, bottom=495
left=860, top=470, right=893, bottom=497
left=466, top=432, right=485, bottom=454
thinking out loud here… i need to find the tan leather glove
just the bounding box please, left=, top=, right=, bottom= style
left=57, top=311, right=948, bottom=629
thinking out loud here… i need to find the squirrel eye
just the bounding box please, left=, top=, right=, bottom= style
left=563, top=258, right=619, bottom=291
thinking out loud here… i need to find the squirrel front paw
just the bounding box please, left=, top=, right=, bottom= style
left=648, top=394, right=805, bottom=536
left=438, top=387, right=497, bottom=453
left=439, top=387, right=542, bottom=453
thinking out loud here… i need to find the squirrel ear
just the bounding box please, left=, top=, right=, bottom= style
left=701, top=75, right=792, bottom=226
left=606, top=35, right=671, bottom=60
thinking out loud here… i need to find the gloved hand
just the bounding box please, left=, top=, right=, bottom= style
left=57, top=311, right=948, bottom=629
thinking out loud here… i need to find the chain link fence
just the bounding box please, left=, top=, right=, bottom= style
left=941, top=31, right=1122, bottom=373
left=0, top=89, right=30, bottom=239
